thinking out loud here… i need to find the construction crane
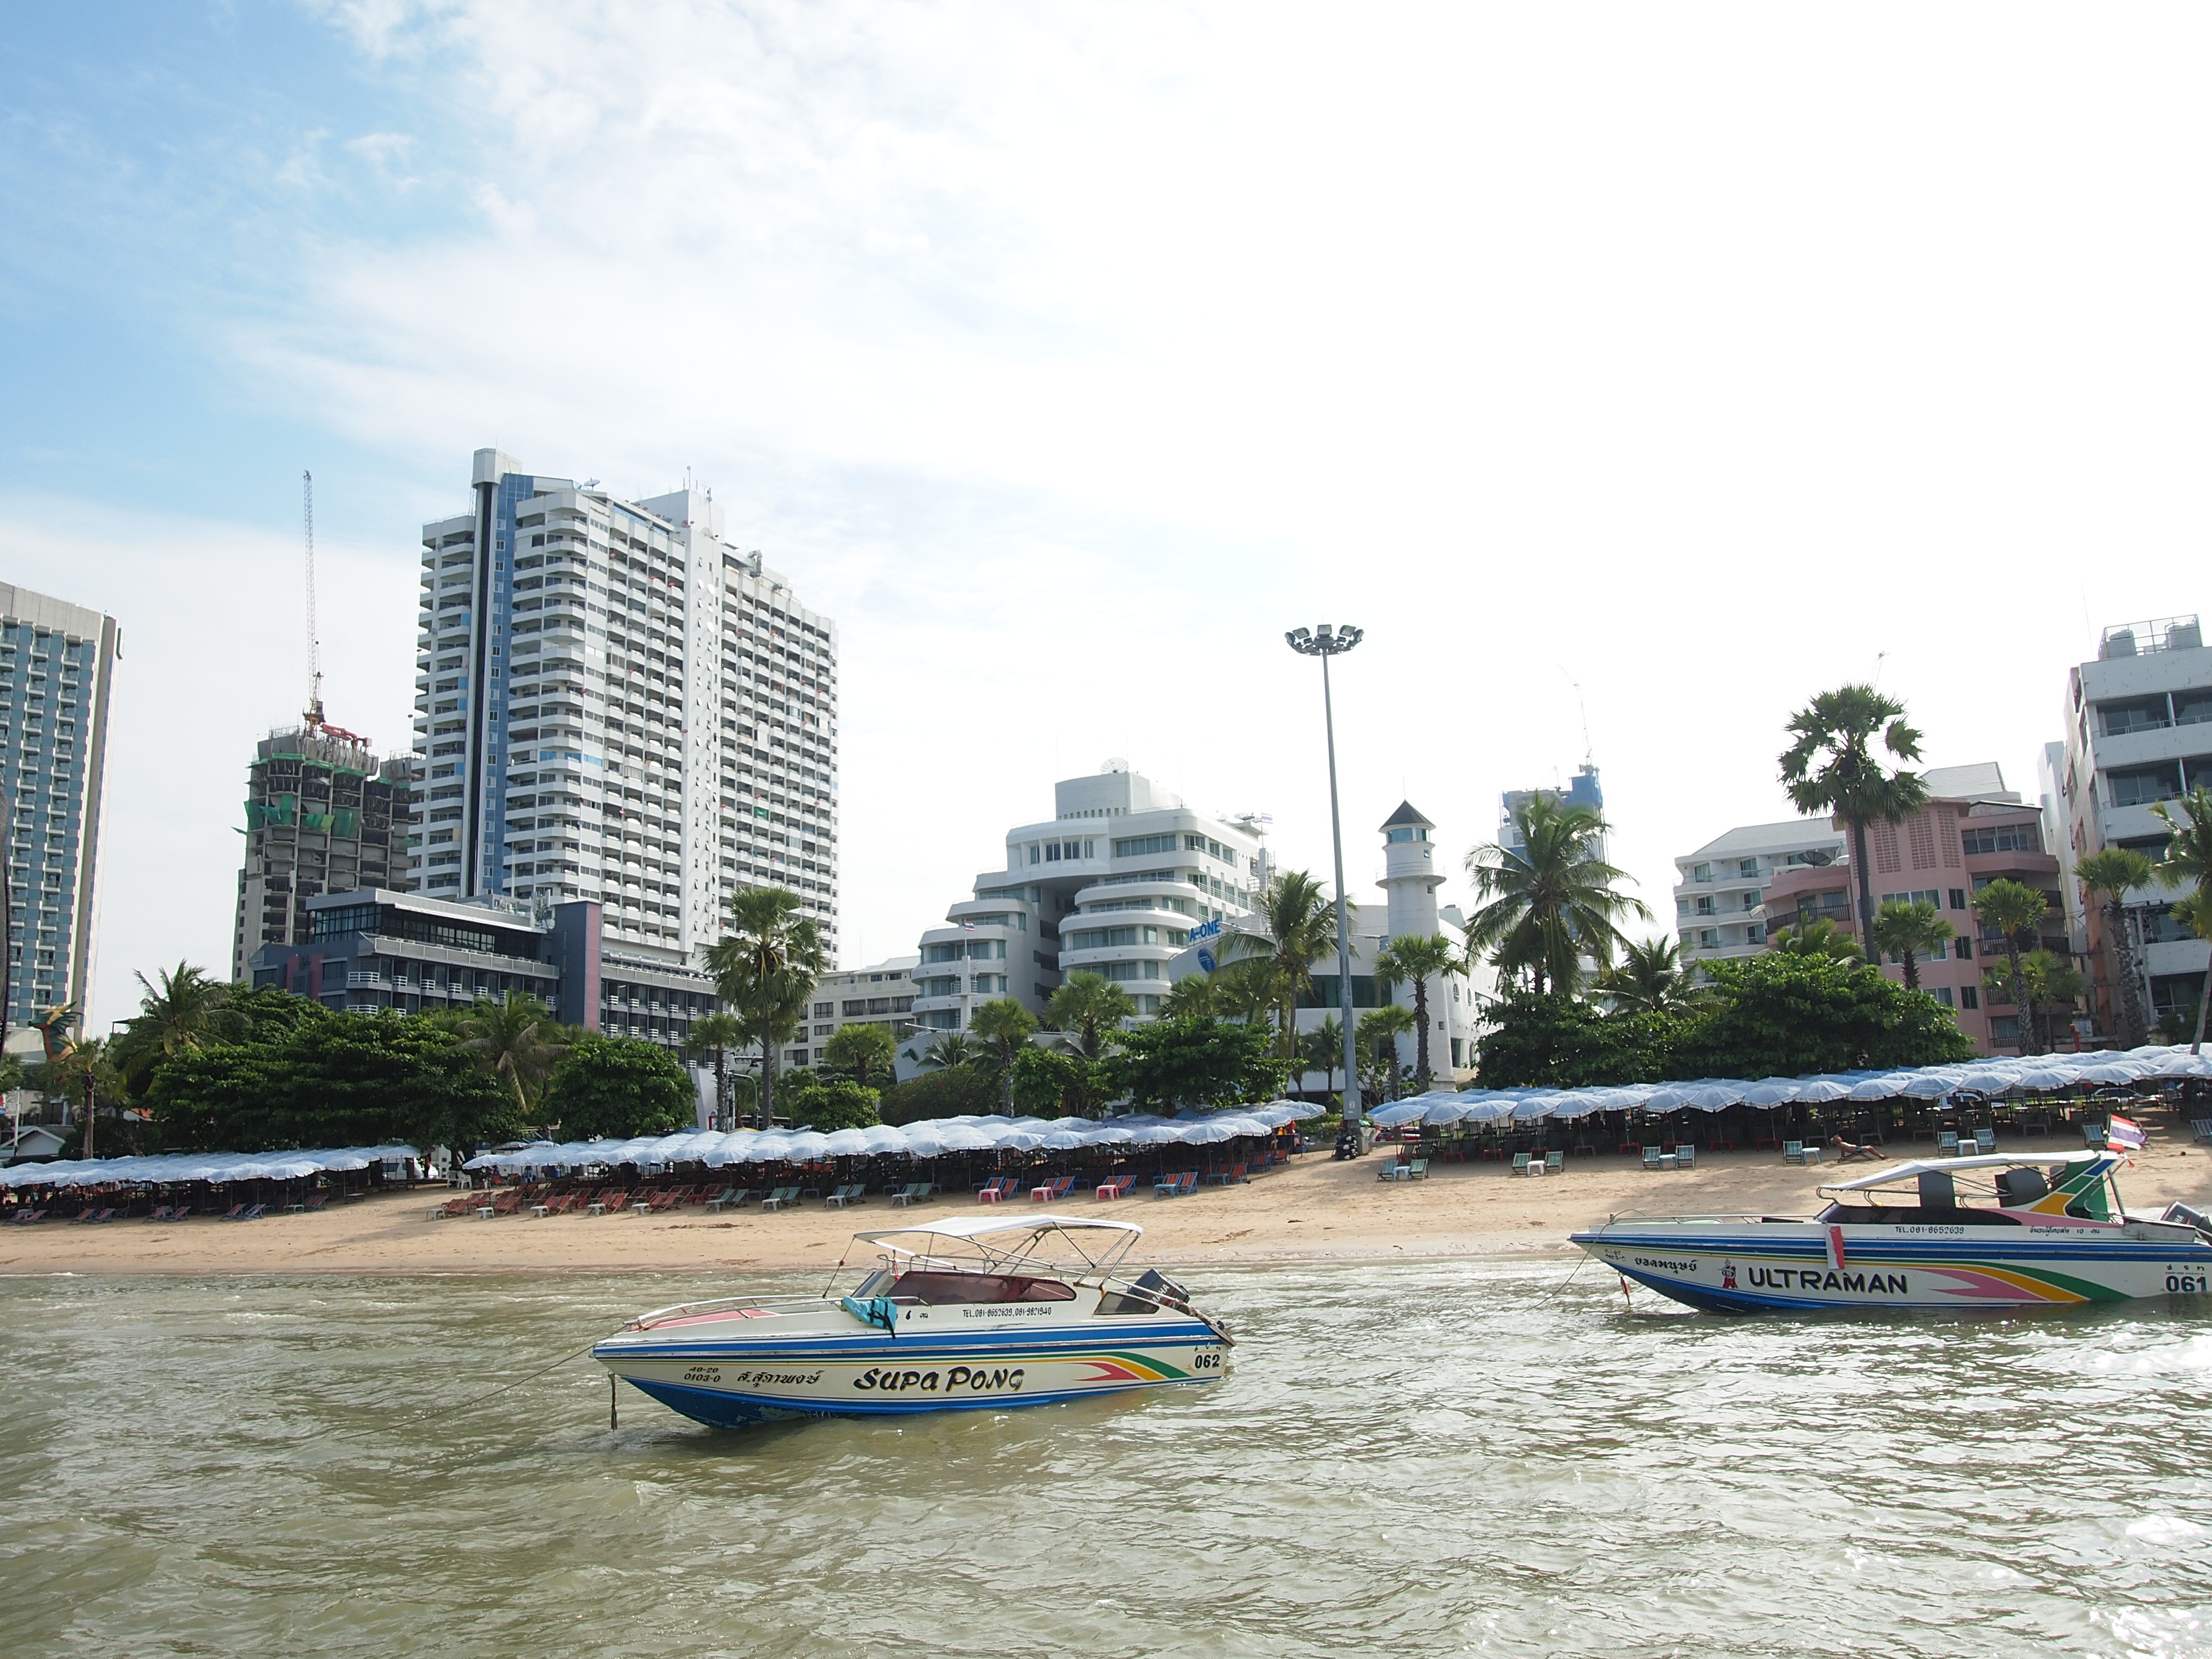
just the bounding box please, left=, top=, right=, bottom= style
left=303, top=469, right=324, bottom=731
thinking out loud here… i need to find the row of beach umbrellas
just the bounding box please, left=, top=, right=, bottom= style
left=1367, top=1043, right=2212, bottom=1130
left=0, top=1144, right=422, bottom=1191
left=460, top=1102, right=1324, bottom=1175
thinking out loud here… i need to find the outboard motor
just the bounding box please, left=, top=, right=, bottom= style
left=1127, top=1268, right=1193, bottom=1313
left=2163, top=1201, right=2212, bottom=1243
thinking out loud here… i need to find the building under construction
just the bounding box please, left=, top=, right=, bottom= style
left=231, top=724, right=413, bottom=983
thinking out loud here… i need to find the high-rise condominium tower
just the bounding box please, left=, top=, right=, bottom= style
left=407, top=450, right=839, bottom=966
left=0, top=585, right=121, bottom=1036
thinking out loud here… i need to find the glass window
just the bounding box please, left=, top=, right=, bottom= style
left=1115, top=833, right=1178, bottom=858
left=1961, top=985, right=1979, bottom=1009
left=1691, top=862, right=1712, bottom=882
left=2098, top=698, right=2170, bottom=736
left=1929, top=986, right=1955, bottom=1008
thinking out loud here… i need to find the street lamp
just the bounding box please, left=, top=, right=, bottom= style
left=1285, top=624, right=1365, bottom=1156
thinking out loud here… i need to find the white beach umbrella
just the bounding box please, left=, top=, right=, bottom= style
left=782, top=1130, right=833, bottom=1160
left=862, top=1124, right=916, bottom=1155
left=1039, top=1127, right=1089, bottom=1150
left=818, top=1127, right=876, bottom=1158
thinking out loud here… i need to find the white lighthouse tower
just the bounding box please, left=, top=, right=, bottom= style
left=1377, top=801, right=1443, bottom=942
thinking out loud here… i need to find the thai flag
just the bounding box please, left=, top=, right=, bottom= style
left=961, top=922, right=976, bottom=932
left=2107, top=1115, right=2146, bottom=1152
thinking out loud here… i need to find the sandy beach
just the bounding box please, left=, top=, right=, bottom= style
left=4, top=1124, right=2207, bottom=1277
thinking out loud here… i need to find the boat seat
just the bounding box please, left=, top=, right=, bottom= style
left=1996, top=1168, right=2049, bottom=1206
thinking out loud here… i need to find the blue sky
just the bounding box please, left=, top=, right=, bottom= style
left=9, top=2, right=2212, bottom=1026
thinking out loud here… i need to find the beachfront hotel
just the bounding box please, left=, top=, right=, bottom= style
left=405, top=450, right=840, bottom=973
left=2047, top=614, right=2212, bottom=1038
left=1672, top=818, right=1850, bottom=964
left=0, top=584, right=121, bottom=1040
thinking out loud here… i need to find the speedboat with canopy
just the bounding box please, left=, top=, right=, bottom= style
left=1570, top=1150, right=2212, bottom=1312
left=594, top=1214, right=1231, bottom=1427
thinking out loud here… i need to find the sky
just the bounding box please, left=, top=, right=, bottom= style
left=5, top=2, right=2211, bottom=1028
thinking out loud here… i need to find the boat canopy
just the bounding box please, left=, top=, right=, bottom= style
left=1824, top=1149, right=2103, bottom=1192
left=853, top=1213, right=1143, bottom=1244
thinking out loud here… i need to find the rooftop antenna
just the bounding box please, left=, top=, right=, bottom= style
left=303, top=469, right=324, bottom=731
left=1872, top=650, right=1887, bottom=691
left=1556, top=666, right=1594, bottom=768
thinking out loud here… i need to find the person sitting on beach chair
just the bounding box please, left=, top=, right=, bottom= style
left=1828, top=1135, right=1881, bottom=1164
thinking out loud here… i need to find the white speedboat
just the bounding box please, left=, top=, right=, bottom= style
left=594, top=1214, right=1232, bottom=1427
left=1571, top=1150, right=2212, bottom=1313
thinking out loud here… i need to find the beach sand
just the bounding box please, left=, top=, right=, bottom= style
left=4, top=1124, right=2208, bottom=1278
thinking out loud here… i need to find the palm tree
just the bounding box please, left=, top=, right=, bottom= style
left=1042, top=972, right=1135, bottom=1061
left=1220, top=871, right=1340, bottom=1059
left=2076, top=847, right=2158, bottom=1045
left=1372, top=932, right=1457, bottom=1091
left=1211, top=958, right=1281, bottom=1030
left=685, top=1011, right=750, bottom=1130
left=1779, top=685, right=1931, bottom=961
left=43, top=1035, right=114, bottom=1159
left=1356, top=1005, right=1415, bottom=1104
left=969, top=997, right=1038, bottom=1111
left=2169, top=891, right=2212, bottom=1053
left=1299, top=1015, right=1344, bottom=1103
left=1972, top=878, right=2052, bottom=1053
left=2153, top=787, right=2212, bottom=1054
left=922, top=1030, right=983, bottom=1070
left=1870, top=899, right=1956, bottom=993
left=1768, top=918, right=1866, bottom=962
left=1464, top=797, right=1649, bottom=995
left=705, top=885, right=826, bottom=1127
left=112, top=961, right=240, bottom=1097
left=1595, top=934, right=1706, bottom=1014
left=820, top=1021, right=895, bottom=1091
left=454, top=992, right=569, bottom=1115
left=1158, top=974, right=1216, bottom=1020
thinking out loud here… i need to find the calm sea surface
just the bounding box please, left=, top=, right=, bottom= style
left=2, top=1259, right=2210, bottom=1657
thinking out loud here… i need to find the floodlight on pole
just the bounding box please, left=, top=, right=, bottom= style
left=1285, top=623, right=1366, bottom=1156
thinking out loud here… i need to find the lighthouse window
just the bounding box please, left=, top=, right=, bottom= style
left=1386, top=826, right=1429, bottom=844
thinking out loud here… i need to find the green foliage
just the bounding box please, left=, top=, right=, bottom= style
left=540, top=1035, right=696, bottom=1139
left=1595, top=935, right=1707, bottom=1015
left=149, top=998, right=518, bottom=1152
left=877, top=1064, right=1001, bottom=1125
left=1007, top=1046, right=1108, bottom=1119
left=1871, top=899, right=1955, bottom=991
left=1101, top=1016, right=1281, bottom=1112
left=1768, top=918, right=1865, bottom=962
left=706, top=885, right=826, bottom=1126
left=785, top=1079, right=879, bottom=1131
left=1043, top=973, right=1136, bottom=1060
left=1475, top=995, right=1683, bottom=1089
left=1222, top=871, right=1339, bottom=1057
left=1779, top=684, right=1929, bottom=956
left=1464, top=797, right=1649, bottom=996
left=1373, top=932, right=1457, bottom=1088
left=820, top=1022, right=896, bottom=1089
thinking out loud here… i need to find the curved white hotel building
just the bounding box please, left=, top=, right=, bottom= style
left=907, top=763, right=1268, bottom=1033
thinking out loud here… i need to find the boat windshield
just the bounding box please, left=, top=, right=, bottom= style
left=1818, top=1152, right=2124, bottom=1223
left=889, top=1269, right=1076, bottom=1306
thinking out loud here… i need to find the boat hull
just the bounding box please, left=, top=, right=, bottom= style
left=595, top=1319, right=1228, bottom=1427
left=1571, top=1220, right=2212, bottom=1313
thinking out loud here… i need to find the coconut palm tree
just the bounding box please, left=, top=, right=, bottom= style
left=1870, top=899, right=1956, bottom=994
left=705, top=885, right=826, bottom=1128
left=1767, top=918, right=1866, bottom=962
left=1372, top=932, right=1457, bottom=1091
left=42, top=1035, right=114, bottom=1159
left=2169, top=891, right=2212, bottom=1053
left=969, top=997, right=1039, bottom=1111
left=111, top=961, right=241, bottom=1098
left=1211, top=958, right=1281, bottom=1030
left=1299, top=1015, right=1344, bottom=1103
left=1158, top=974, right=1216, bottom=1020
left=820, top=1020, right=895, bottom=1091
left=922, top=1030, right=983, bottom=1070
left=1779, top=685, right=1931, bottom=961
left=1464, top=797, right=1649, bottom=995
left=2153, top=787, right=2212, bottom=1053
left=454, top=992, right=569, bottom=1115
left=2076, top=847, right=2158, bottom=1045
left=1220, top=871, right=1339, bottom=1060
left=1972, top=878, right=2052, bottom=1053
left=685, top=1011, right=751, bottom=1130
left=1356, top=1005, right=1415, bottom=1104
left=1595, top=934, right=1706, bottom=1014
left=1043, top=972, right=1136, bottom=1061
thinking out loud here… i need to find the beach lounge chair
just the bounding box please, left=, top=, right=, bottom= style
left=428, top=1194, right=473, bottom=1220
left=889, top=1182, right=936, bottom=1207
left=233, top=1204, right=266, bottom=1221
left=1974, top=1127, right=1996, bottom=1154
left=2193, top=1119, right=2212, bottom=1146
left=1093, top=1176, right=1135, bottom=1201
left=1783, top=1141, right=1808, bottom=1166
left=1511, top=1152, right=1533, bottom=1176
left=1406, top=1158, right=1430, bottom=1181
left=824, top=1183, right=866, bottom=1209
left=146, top=1205, right=177, bottom=1222
left=1936, top=1131, right=1960, bottom=1158
left=302, top=1194, right=328, bottom=1212
left=1154, top=1171, right=1197, bottom=1197
left=2081, top=1121, right=2107, bottom=1149
left=706, top=1188, right=756, bottom=1213
left=589, top=1189, right=631, bottom=1216
left=1543, top=1150, right=1564, bottom=1175
left=760, top=1186, right=803, bottom=1212
left=159, top=1203, right=189, bottom=1220
left=8, top=1209, right=45, bottom=1224
left=76, top=1207, right=116, bottom=1224
left=221, top=1201, right=252, bottom=1220
left=1030, top=1176, right=1075, bottom=1203
left=490, top=1189, right=526, bottom=1216
left=1643, top=1146, right=1663, bottom=1170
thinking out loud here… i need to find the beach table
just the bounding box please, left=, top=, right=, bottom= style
left=631, top=1200, right=652, bottom=1215
left=474, top=1205, right=495, bottom=1219
left=531, top=1204, right=552, bottom=1218
left=977, top=1187, right=1005, bottom=1204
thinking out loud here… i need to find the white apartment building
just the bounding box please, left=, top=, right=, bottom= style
left=1674, top=818, right=1849, bottom=963
left=407, top=450, right=839, bottom=975
left=799, top=955, right=920, bottom=1071
left=906, top=763, right=1267, bottom=1037
left=2052, top=614, right=2212, bottom=1035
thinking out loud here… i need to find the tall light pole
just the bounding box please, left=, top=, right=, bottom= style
left=1285, top=624, right=1365, bottom=1157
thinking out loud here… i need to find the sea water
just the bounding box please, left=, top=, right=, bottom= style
left=2, top=1260, right=2209, bottom=1657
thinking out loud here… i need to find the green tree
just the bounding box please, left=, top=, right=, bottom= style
left=2153, top=786, right=2212, bottom=1053
left=1042, top=972, right=1136, bottom=1061
left=921, top=1031, right=983, bottom=1070
left=453, top=992, right=569, bottom=1115
left=41, top=1036, right=118, bottom=1158
left=1464, top=796, right=1649, bottom=995
left=684, top=1011, right=750, bottom=1131
left=2169, top=891, right=2212, bottom=1053
left=1768, top=918, right=1866, bottom=962
left=1677, top=952, right=1973, bottom=1077
left=1871, top=899, right=1956, bottom=993
left=149, top=1001, right=518, bottom=1154
left=110, top=961, right=241, bottom=1101
left=1595, top=934, right=1707, bottom=1015
left=784, top=1079, right=879, bottom=1131
left=1356, top=1005, right=1415, bottom=1103
left=1101, top=1016, right=1279, bottom=1112
left=1779, top=685, right=1931, bottom=961
left=2076, top=847, right=2158, bottom=1046
left=706, top=886, right=825, bottom=1128
left=877, top=1064, right=1002, bottom=1125
left=1373, top=932, right=1457, bottom=1091
left=1211, top=958, right=1281, bottom=1029
left=969, top=997, right=1039, bottom=1111
left=540, top=1034, right=695, bottom=1139
left=1299, top=1014, right=1345, bottom=1102
left=1159, top=974, right=1216, bottom=1020
left=1007, top=1046, right=1107, bottom=1118
left=1474, top=994, right=1682, bottom=1090
left=1221, top=871, right=1339, bottom=1058
left=1972, top=878, right=2052, bottom=1053
left=819, top=1020, right=895, bottom=1090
